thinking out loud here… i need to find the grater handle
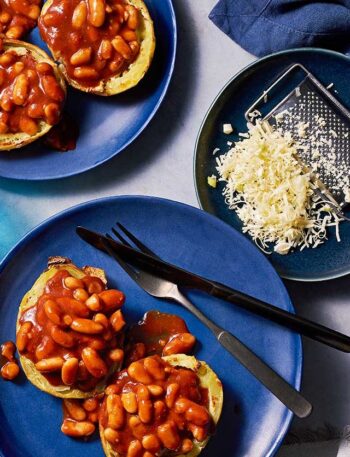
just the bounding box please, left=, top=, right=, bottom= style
left=245, top=63, right=311, bottom=122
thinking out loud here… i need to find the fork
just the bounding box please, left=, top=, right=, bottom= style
left=100, top=222, right=312, bottom=419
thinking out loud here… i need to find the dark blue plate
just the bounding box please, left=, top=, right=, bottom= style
left=194, top=48, right=350, bottom=282
left=0, top=0, right=176, bottom=180
left=0, top=196, right=301, bottom=457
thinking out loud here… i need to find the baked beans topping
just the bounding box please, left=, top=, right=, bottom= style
left=101, top=355, right=212, bottom=456
left=17, top=269, right=125, bottom=390
left=124, top=311, right=196, bottom=366
left=60, top=394, right=103, bottom=437
left=0, top=0, right=41, bottom=40
left=0, top=48, right=65, bottom=135
left=39, top=0, right=142, bottom=87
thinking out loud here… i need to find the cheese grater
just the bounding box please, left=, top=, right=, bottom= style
left=245, top=63, right=350, bottom=214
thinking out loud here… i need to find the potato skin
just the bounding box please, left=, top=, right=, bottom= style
left=99, top=354, right=224, bottom=457
left=16, top=258, right=121, bottom=399
left=40, top=0, right=156, bottom=96
left=0, top=40, right=66, bottom=151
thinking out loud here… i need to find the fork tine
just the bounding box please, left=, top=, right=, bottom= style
left=116, top=222, right=159, bottom=258
left=102, top=236, right=140, bottom=281
left=111, top=227, right=132, bottom=248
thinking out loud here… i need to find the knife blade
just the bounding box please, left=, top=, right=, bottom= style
left=76, top=226, right=350, bottom=353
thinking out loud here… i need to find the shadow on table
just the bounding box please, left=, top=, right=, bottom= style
left=0, top=0, right=199, bottom=198
left=283, top=274, right=350, bottom=443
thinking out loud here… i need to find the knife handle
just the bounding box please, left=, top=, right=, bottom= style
left=171, top=289, right=312, bottom=419
left=217, top=330, right=312, bottom=419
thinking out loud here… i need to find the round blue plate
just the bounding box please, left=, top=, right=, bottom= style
left=0, top=0, right=176, bottom=180
left=194, top=48, right=350, bottom=282
left=0, top=196, right=301, bottom=457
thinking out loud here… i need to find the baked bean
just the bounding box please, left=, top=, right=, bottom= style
left=128, top=361, right=152, bottom=384
left=162, top=333, right=196, bottom=356
left=122, top=29, right=137, bottom=42
left=128, top=416, right=147, bottom=440
left=147, top=385, right=164, bottom=397
left=1, top=361, right=20, bottom=380
left=57, top=297, right=90, bottom=317
left=35, top=335, right=56, bottom=360
left=63, top=398, right=87, bottom=421
left=61, top=419, right=95, bottom=437
left=13, top=74, right=29, bottom=105
left=165, top=383, right=180, bottom=408
left=16, top=321, right=32, bottom=352
left=43, top=12, right=60, bottom=27
left=51, top=325, right=75, bottom=348
left=1, top=95, right=13, bottom=112
left=129, top=40, right=140, bottom=57
left=27, top=4, right=40, bottom=20
left=61, top=357, right=79, bottom=385
left=0, top=122, right=8, bottom=133
left=105, top=384, right=118, bottom=396
left=6, top=25, right=24, bottom=39
left=157, top=421, right=180, bottom=451
left=109, top=348, right=124, bottom=363
left=181, top=438, right=194, bottom=453
left=1, top=341, right=16, bottom=361
left=175, top=398, right=210, bottom=426
left=93, top=312, right=109, bottom=328
left=27, top=103, right=44, bottom=119
left=127, top=440, right=142, bottom=457
left=70, top=47, right=92, bottom=66
left=144, top=356, right=165, bottom=381
left=19, top=116, right=38, bottom=135
left=73, top=288, right=89, bottom=302
left=142, top=434, right=161, bottom=453
left=153, top=400, right=166, bottom=421
left=10, top=61, right=25, bottom=77
left=143, top=453, right=155, bottom=457
left=111, top=36, right=131, bottom=60
left=107, top=394, right=125, bottom=430
left=83, top=397, right=99, bottom=412
left=88, top=412, right=99, bottom=423
left=110, top=309, right=125, bottom=332
left=0, top=68, right=5, bottom=86
left=0, top=52, right=16, bottom=67
left=85, top=336, right=106, bottom=351
left=44, top=299, right=63, bottom=325
left=25, top=69, right=38, bottom=85
left=72, top=2, right=87, bottom=29
left=36, top=62, right=53, bottom=75
left=88, top=0, right=105, bottom=27
left=64, top=276, right=84, bottom=290
left=42, top=75, right=65, bottom=102
left=138, top=399, right=153, bottom=424
left=85, top=278, right=104, bottom=294
left=35, top=356, right=64, bottom=372
left=104, top=427, right=120, bottom=444
left=86, top=294, right=102, bottom=312
left=126, top=5, right=139, bottom=30
left=77, top=359, right=89, bottom=381
left=121, top=391, right=137, bottom=413
left=81, top=347, right=108, bottom=378
left=108, top=57, right=124, bottom=73
left=98, top=39, right=112, bottom=60
left=99, top=289, right=125, bottom=311
left=63, top=315, right=73, bottom=326
left=188, top=424, right=207, bottom=442
left=71, top=318, right=104, bottom=334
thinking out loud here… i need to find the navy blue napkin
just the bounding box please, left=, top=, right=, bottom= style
left=209, top=0, right=350, bottom=57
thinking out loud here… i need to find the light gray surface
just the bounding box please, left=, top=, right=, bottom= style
left=0, top=1, right=348, bottom=456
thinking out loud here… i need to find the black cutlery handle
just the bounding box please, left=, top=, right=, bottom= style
left=217, top=331, right=312, bottom=419
left=212, top=282, right=350, bottom=353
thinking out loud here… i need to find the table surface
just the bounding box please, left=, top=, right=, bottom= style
left=1, top=1, right=349, bottom=456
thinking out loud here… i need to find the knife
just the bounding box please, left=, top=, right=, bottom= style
left=76, top=226, right=350, bottom=353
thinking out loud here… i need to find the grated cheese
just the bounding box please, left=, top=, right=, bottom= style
left=223, top=123, right=233, bottom=135
left=216, top=122, right=341, bottom=254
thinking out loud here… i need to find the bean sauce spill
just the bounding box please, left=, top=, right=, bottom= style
left=42, top=111, right=80, bottom=152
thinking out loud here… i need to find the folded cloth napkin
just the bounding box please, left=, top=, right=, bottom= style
left=209, top=0, right=350, bottom=57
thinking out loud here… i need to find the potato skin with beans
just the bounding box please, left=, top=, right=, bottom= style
left=16, top=257, right=125, bottom=398
left=99, top=354, right=223, bottom=457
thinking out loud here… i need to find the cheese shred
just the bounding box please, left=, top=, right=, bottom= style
left=216, top=122, right=341, bottom=254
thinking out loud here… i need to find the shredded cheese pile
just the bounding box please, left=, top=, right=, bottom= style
left=216, top=122, right=341, bottom=254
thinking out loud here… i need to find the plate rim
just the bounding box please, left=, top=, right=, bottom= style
left=0, top=194, right=302, bottom=457
left=0, top=0, right=177, bottom=182
left=193, top=46, right=350, bottom=283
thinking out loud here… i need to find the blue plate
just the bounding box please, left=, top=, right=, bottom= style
left=0, top=0, right=176, bottom=180
left=0, top=196, right=301, bottom=457
left=194, top=48, right=350, bottom=282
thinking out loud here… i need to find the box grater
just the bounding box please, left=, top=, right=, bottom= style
left=245, top=63, right=350, bottom=214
